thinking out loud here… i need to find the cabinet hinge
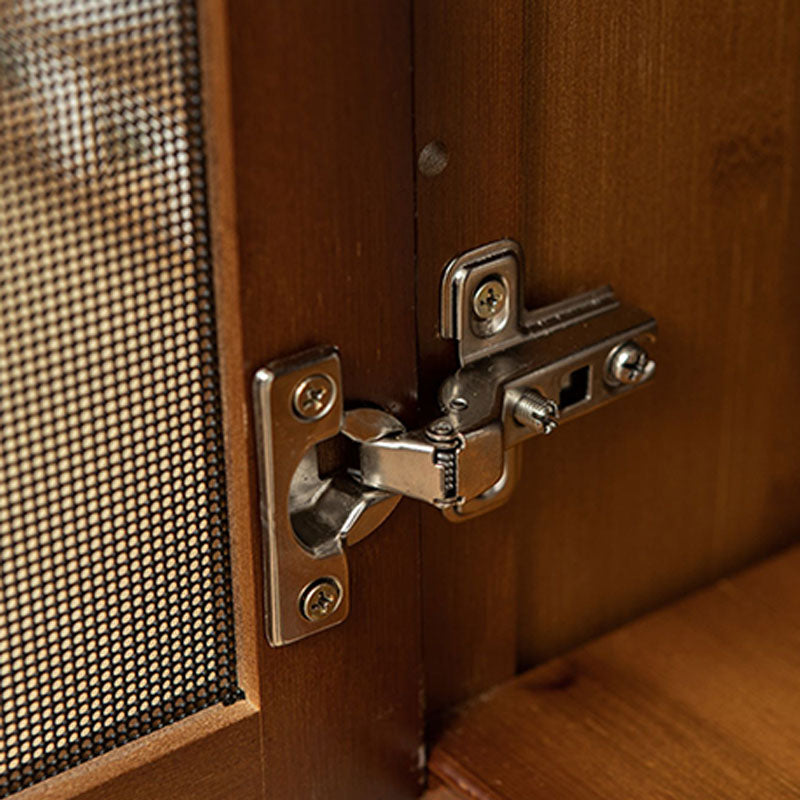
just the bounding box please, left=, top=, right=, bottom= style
left=253, top=239, right=657, bottom=644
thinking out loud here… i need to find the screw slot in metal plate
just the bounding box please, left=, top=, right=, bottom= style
left=299, top=577, right=343, bottom=622
left=292, top=373, right=336, bottom=420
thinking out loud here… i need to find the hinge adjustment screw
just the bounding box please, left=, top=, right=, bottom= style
left=425, top=417, right=457, bottom=442
left=512, top=389, right=560, bottom=435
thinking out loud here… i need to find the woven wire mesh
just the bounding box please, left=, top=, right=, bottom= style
left=0, top=1, right=243, bottom=794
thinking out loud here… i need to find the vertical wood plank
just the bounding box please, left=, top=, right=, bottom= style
left=224, top=2, right=423, bottom=798
left=414, top=0, right=526, bottom=717
left=515, top=0, right=800, bottom=666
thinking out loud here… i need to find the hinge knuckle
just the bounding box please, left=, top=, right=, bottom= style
left=358, top=422, right=506, bottom=509
left=359, top=434, right=445, bottom=505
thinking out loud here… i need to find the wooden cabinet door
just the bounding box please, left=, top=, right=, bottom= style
left=3, top=2, right=422, bottom=800
left=218, top=0, right=423, bottom=797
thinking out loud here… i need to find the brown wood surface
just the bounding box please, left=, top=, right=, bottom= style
left=430, top=545, right=800, bottom=799
left=414, top=0, right=800, bottom=715
left=424, top=777, right=464, bottom=800
left=414, top=0, right=526, bottom=718
left=14, top=706, right=261, bottom=800
left=225, top=2, right=423, bottom=799
left=69, top=708, right=262, bottom=800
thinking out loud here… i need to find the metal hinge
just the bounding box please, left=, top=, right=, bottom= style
left=253, top=239, right=657, bottom=644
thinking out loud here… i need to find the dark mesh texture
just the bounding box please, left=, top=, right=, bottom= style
left=0, top=2, right=243, bottom=795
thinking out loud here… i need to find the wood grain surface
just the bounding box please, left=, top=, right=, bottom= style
left=69, top=708, right=262, bottom=800
left=414, top=0, right=800, bottom=715
left=424, top=777, right=465, bottom=800
left=430, top=545, right=800, bottom=799
left=225, top=2, right=423, bottom=799
left=13, top=705, right=261, bottom=800
left=414, top=0, right=526, bottom=718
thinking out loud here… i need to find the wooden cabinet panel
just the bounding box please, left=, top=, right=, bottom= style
left=514, top=0, right=800, bottom=668
left=8, top=2, right=423, bottom=799
left=414, top=0, right=800, bottom=716
left=414, top=1, right=526, bottom=717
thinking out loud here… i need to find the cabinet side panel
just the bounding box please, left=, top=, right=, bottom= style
left=414, top=0, right=800, bottom=714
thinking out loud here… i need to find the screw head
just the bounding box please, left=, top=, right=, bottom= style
left=299, top=578, right=343, bottom=622
left=606, top=342, right=656, bottom=386
left=425, top=417, right=456, bottom=441
left=472, top=279, right=507, bottom=321
left=292, top=373, right=336, bottom=420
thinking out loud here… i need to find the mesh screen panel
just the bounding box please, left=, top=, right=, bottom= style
left=0, top=1, right=243, bottom=794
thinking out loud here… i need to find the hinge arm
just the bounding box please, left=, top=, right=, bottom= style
left=357, top=422, right=505, bottom=510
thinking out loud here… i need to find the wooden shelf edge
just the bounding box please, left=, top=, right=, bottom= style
left=429, top=544, right=800, bottom=799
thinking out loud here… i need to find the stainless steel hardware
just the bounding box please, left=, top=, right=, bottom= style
left=253, top=239, right=657, bottom=644
left=605, top=341, right=656, bottom=386
left=252, top=348, right=402, bottom=645
left=510, top=388, right=560, bottom=435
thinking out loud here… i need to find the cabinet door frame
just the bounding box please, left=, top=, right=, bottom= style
left=14, top=2, right=423, bottom=799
